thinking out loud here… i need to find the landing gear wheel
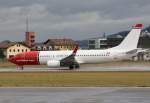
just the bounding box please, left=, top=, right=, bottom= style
left=75, top=64, right=80, bottom=69
left=69, top=64, right=80, bottom=70
left=69, top=65, right=74, bottom=70
left=17, top=65, right=24, bottom=70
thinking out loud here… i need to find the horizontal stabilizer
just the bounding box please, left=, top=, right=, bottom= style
left=126, top=49, right=138, bottom=54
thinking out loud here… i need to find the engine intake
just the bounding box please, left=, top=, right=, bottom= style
left=47, top=60, right=60, bottom=67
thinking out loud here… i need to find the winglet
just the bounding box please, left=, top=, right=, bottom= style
left=72, top=45, right=78, bottom=56
left=133, top=24, right=143, bottom=29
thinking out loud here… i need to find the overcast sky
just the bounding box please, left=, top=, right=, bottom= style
left=0, top=0, right=150, bottom=42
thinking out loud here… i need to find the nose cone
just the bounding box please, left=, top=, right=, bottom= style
left=8, top=56, right=17, bottom=64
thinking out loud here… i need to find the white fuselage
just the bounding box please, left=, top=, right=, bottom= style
left=38, top=49, right=131, bottom=65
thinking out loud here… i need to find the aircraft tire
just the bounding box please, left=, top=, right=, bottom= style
left=75, top=64, right=80, bottom=69
left=69, top=65, right=74, bottom=70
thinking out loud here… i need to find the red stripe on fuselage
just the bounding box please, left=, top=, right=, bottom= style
left=9, top=51, right=39, bottom=65
left=23, top=51, right=39, bottom=65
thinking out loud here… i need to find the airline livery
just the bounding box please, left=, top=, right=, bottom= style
left=9, top=24, right=143, bottom=70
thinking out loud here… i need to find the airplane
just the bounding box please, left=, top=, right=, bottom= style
left=8, top=24, right=143, bottom=70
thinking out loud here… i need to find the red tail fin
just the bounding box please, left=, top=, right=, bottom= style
left=72, top=45, right=78, bottom=56
left=133, top=24, right=143, bottom=29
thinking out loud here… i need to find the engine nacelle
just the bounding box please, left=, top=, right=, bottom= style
left=47, top=60, right=60, bottom=67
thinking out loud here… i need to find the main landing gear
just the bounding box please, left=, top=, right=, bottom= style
left=69, top=64, right=80, bottom=70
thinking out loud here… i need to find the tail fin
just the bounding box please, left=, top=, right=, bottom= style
left=112, top=24, right=143, bottom=50
left=72, top=45, right=78, bottom=56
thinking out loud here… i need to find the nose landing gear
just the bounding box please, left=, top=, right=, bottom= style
left=17, top=65, right=24, bottom=70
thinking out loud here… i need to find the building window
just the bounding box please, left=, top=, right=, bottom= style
left=100, top=40, right=107, bottom=45
left=38, top=46, right=41, bottom=50
left=47, top=47, right=49, bottom=50
left=9, top=49, right=11, bottom=52
left=13, top=49, right=15, bottom=52
left=18, top=49, right=20, bottom=52
left=41, top=46, right=43, bottom=50
left=26, top=49, right=28, bottom=52
left=89, top=40, right=95, bottom=44
left=16, top=44, right=20, bottom=47
left=43, top=46, right=46, bottom=51
left=22, top=49, right=24, bottom=52
left=49, top=46, right=52, bottom=50
left=89, top=45, right=95, bottom=49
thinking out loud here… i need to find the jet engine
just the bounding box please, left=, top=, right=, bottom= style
left=47, top=60, right=60, bottom=67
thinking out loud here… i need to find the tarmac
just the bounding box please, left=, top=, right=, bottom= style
left=0, top=63, right=150, bottom=103
left=0, top=87, right=150, bottom=103
left=0, top=63, right=150, bottom=72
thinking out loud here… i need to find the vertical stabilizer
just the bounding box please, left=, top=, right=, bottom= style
left=112, top=24, right=143, bottom=50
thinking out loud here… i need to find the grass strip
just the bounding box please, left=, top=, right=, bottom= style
left=0, top=71, right=149, bottom=87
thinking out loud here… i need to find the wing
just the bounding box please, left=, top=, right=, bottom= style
left=60, top=45, right=79, bottom=67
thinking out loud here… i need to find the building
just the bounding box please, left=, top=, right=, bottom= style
left=33, top=42, right=52, bottom=51
left=107, top=35, right=124, bottom=48
left=0, top=41, right=31, bottom=59
left=0, top=40, right=14, bottom=59
left=76, top=40, right=88, bottom=49
left=138, top=31, right=150, bottom=48
left=44, top=39, right=77, bottom=50
left=88, top=37, right=107, bottom=49
left=6, top=42, right=31, bottom=59
left=33, top=38, right=77, bottom=51
left=25, top=32, right=35, bottom=47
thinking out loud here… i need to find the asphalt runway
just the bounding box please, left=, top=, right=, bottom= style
left=0, top=63, right=150, bottom=72
left=0, top=87, right=150, bottom=103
